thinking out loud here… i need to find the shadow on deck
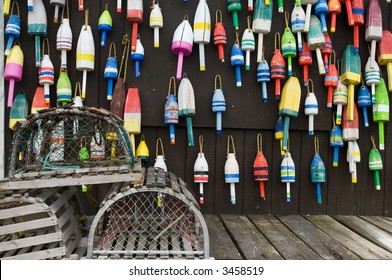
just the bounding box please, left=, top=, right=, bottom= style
left=206, top=215, right=392, bottom=260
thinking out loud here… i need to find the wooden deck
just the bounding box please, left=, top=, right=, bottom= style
left=205, top=215, right=392, bottom=260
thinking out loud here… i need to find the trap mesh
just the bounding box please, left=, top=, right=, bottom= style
left=8, top=107, right=133, bottom=177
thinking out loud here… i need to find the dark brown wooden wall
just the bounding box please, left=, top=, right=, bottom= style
left=3, top=0, right=392, bottom=216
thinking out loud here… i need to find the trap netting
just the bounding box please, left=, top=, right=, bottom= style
left=87, top=168, right=210, bottom=259
left=8, top=107, right=134, bottom=178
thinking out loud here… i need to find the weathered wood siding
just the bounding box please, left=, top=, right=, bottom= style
left=2, top=0, right=392, bottom=216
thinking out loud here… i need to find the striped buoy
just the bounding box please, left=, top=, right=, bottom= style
left=343, top=103, right=360, bottom=183
left=213, top=10, right=227, bottom=63
left=281, top=147, right=295, bottom=202
left=194, top=135, right=209, bottom=205
left=124, top=87, right=141, bottom=156
left=257, top=58, right=270, bottom=103
left=4, top=44, right=24, bottom=108
left=56, top=70, right=72, bottom=105
left=315, top=0, right=328, bottom=32
left=369, top=135, right=383, bottom=191
left=308, top=15, right=326, bottom=75
left=253, top=133, right=268, bottom=200
left=333, top=78, right=348, bottom=125
left=365, top=56, right=380, bottom=104
left=98, top=5, right=113, bottom=47
left=299, top=41, right=312, bottom=86
left=4, top=1, right=21, bottom=56
left=131, top=36, right=144, bottom=78
left=9, top=91, right=28, bottom=130
left=127, top=0, right=143, bottom=52
left=224, top=135, right=239, bottom=205
left=230, top=34, right=244, bottom=87
left=282, top=11, right=297, bottom=76
left=194, top=0, right=211, bottom=71
left=310, top=136, right=326, bottom=205
left=252, top=0, right=273, bottom=62
left=27, top=0, right=47, bottom=67
left=56, top=8, right=72, bottom=71
left=291, top=0, right=305, bottom=51
left=329, top=115, right=343, bottom=167
left=304, top=79, right=318, bottom=135
left=328, top=0, right=341, bottom=33
left=357, top=84, right=371, bottom=127
left=154, top=138, right=167, bottom=172
left=164, top=77, right=179, bottom=145
left=324, top=50, right=338, bottom=107
left=212, top=75, right=226, bottom=134
left=227, top=0, right=241, bottom=30
left=104, top=43, right=118, bottom=101
left=38, top=38, right=54, bottom=104
left=31, top=87, right=50, bottom=114
left=373, top=78, right=389, bottom=150
left=271, top=32, right=285, bottom=99
left=76, top=9, right=95, bottom=99
left=242, top=16, right=255, bottom=71
left=321, top=32, right=332, bottom=73
left=149, top=1, right=163, bottom=48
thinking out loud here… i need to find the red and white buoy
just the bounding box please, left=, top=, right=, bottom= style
left=224, top=135, right=239, bottom=205
left=127, top=0, right=143, bottom=52
left=56, top=2, right=72, bottom=71
left=76, top=9, right=95, bottom=99
left=50, top=0, right=65, bottom=23
left=38, top=38, right=54, bottom=104
left=194, top=135, right=209, bottom=205
left=253, top=133, right=269, bottom=200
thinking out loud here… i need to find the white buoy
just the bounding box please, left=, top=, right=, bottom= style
left=76, top=9, right=95, bottom=99
left=193, top=0, right=211, bottom=71
left=224, top=135, right=239, bottom=205
left=194, top=135, right=209, bottom=205
left=304, top=79, right=318, bottom=135
left=56, top=14, right=72, bottom=70
left=154, top=138, right=167, bottom=172
left=149, top=2, right=163, bottom=48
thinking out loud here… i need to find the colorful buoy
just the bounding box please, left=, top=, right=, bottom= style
left=252, top=0, right=273, bottom=62
left=333, top=77, right=348, bottom=125
left=38, top=38, right=54, bottom=104
left=328, top=0, right=341, bottom=33
left=282, top=11, right=297, bottom=76
left=213, top=10, right=227, bottom=63
left=194, top=0, right=211, bottom=71
left=343, top=103, right=360, bottom=183
left=194, top=135, right=209, bottom=205
left=104, top=43, right=118, bottom=101
left=271, top=32, right=285, bottom=99
left=299, top=41, right=312, bottom=86
left=131, top=36, right=144, bottom=78
left=324, top=50, right=338, bottom=107
left=172, top=15, right=194, bottom=80
left=377, top=30, right=392, bottom=92
left=27, top=0, right=47, bottom=67
left=150, top=1, right=163, bottom=48
left=4, top=1, right=21, bottom=56
left=225, top=135, right=239, bottom=205
left=164, top=77, right=179, bottom=145
left=304, top=79, right=318, bottom=135
left=315, top=0, right=329, bottom=32
left=98, top=5, right=113, bottom=48
left=329, top=115, right=343, bottom=167
left=257, top=57, right=270, bottom=103
left=9, top=91, right=28, bottom=130
left=365, top=56, right=380, bottom=103
left=127, top=0, right=143, bottom=52
left=373, top=78, right=389, bottom=150
left=5, top=44, right=24, bottom=108
left=178, top=74, right=196, bottom=147
left=291, top=0, right=305, bottom=52
left=253, top=133, right=269, bottom=200
left=124, top=87, right=141, bottom=155
left=242, top=16, right=255, bottom=71
left=321, top=32, right=332, bottom=73
left=351, top=0, right=364, bottom=52
left=31, top=87, right=50, bottom=114
left=230, top=33, right=245, bottom=87
left=357, top=83, right=371, bottom=127
left=302, top=0, right=317, bottom=32
left=366, top=0, right=382, bottom=68
left=281, top=145, right=295, bottom=202
left=308, top=15, right=326, bottom=75
left=227, top=0, right=241, bottom=30
left=310, top=136, right=326, bottom=204
left=56, top=69, right=72, bottom=106
left=212, top=75, right=226, bottom=135
left=56, top=5, right=72, bottom=71
left=369, top=135, right=383, bottom=191
left=154, top=138, right=167, bottom=171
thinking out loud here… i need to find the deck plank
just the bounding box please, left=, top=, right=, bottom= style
left=277, top=215, right=360, bottom=260
left=249, top=215, right=322, bottom=260
left=333, top=215, right=392, bottom=253
left=359, top=216, right=392, bottom=235
left=306, top=215, right=392, bottom=259
left=203, top=215, right=242, bottom=260
left=220, top=214, right=283, bottom=260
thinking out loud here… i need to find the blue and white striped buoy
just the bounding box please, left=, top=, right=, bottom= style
left=257, top=60, right=270, bottom=103
left=230, top=42, right=244, bottom=87
left=212, top=75, right=226, bottom=134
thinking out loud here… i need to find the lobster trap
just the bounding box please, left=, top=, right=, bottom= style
left=0, top=187, right=84, bottom=260
left=8, top=107, right=134, bottom=179
left=87, top=167, right=210, bottom=259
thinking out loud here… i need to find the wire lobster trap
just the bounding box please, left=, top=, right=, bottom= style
left=0, top=187, right=85, bottom=260
left=8, top=107, right=134, bottom=178
left=87, top=167, right=210, bottom=259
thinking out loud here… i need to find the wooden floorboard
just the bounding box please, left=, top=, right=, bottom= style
left=359, top=216, right=392, bottom=235
left=203, top=215, right=242, bottom=260
left=306, top=215, right=392, bottom=260
left=249, top=215, right=322, bottom=260
left=333, top=215, right=392, bottom=253
left=220, top=215, right=283, bottom=260
left=277, top=215, right=360, bottom=260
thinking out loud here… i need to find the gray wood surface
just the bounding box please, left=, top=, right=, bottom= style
left=249, top=215, right=322, bottom=260
left=306, top=215, right=392, bottom=259
left=220, top=214, right=283, bottom=260
left=359, top=216, right=392, bottom=235
left=277, top=215, right=360, bottom=260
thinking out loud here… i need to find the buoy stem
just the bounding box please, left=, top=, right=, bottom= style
left=5, top=36, right=15, bottom=56
left=347, top=84, right=354, bottom=121
left=317, top=183, right=322, bottom=204
left=259, top=181, right=265, bottom=200
left=257, top=33, right=263, bottom=63
left=278, top=0, right=284, bottom=13
left=44, top=84, right=50, bottom=103
left=280, top=139, right=284, bottom=157
left=308, top=115, right=314, bottom=135
left=336, top=104, right=343, bottom=125
left=199, top=183, right=204, bottom=204
left=216, top=112, right=222, bottom=134
left=363, top=107, right=369, bottom=127
left=245, top=50, right=250, bottom=71
left=297, top=32, right=303, bottom=52
left=235, top=66, right=242, bottom=87
left=218, top=45, right=225, bottom=63
left=315, top=48, right=325, bottom=75
left=230, top=183, right=236, bottom=205
left=186, top=117, right=194, bottom=147
left=275, top=79, right=281, bottom=99
left=54, top=5, right=60, bottom=23
left=323, top=53, right=329, bottom=73
left=262, top=82, right=268, bottom=103
left=27, top=0, right=33, bottom=11
left=131, top=22, right=138, bottom=52
left=107, top=79, right=113, bottom=100
left=176, top=52, right=184, bottom=80
left=169, top=124, right=175, bottom=144
left=320, top=14, right=327, bottom=33
left=304, top=4, right=312, bottom=32
left=61, top=50, right=67, bottom=70
left=135, top=61, right=141, bottom=78
left=199, top=43, right=206, bottom=71
left=78, top=0, right=84, bottom=11
left=3, top=0, right=10, bottom=15
left=333, top=147, right=339, bottom=167
left=232, top=12, right=239, bottom=30
left=353, top=25, right=359, bottom=52
left=344, top=0, right=354, bottom=25
left=130, top=133, right=135, bottom=157
left=154, top=28, right=159, bottom=48
left=282, top=116, right=290, bottom=152
left=288, top=56, right=293, bottom=76
left=82, top=70, right=87, bottom=99
left=379, top=122, right=385, bottom=150
left=286, top=182, right=291, bottom=202
left=327, top=87, right=333, bottom=108
left=7, top=79, right=15, bottom=108
left=117, top=0, right=122, bottom=13
left=101, top=31, right=107, bottom=47
left=330, top=13, right=336, bottom=33
left=386, top=63, right=392, bottom=92
left=371, top=84, right=376, bottom=104
left=374, top=171, right=381, bottom=190
left=303, top=65, right=309, bottom=86
left=370, top=40, right=376, bottom=68
left=35, top=36, right=41, bottom=67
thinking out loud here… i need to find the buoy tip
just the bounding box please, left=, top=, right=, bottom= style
left=330, top=28, right=336, bottom=33
left=333, top=162, right=338, bottom=167
left=263, top=99, right=268, bottom=103
left=216, top=130, right=222, bottom=135
left=117, top=9, right=122, bottom=13
left=200, top=66, right=206, bottom=71
left=236, top=82, right=242, bottom=87
left=154, top=44, right=159, bottom=48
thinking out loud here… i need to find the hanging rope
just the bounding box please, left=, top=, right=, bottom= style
left=314, top=136, right=320, bottom=158
left=74, top=82, right=82, bottom=99
left=330, top=50, right=336, bottom=66
left=84, top=8, right=89, bottom=30
left=10, top=1, right=20, bottom=17
left=108, top=42, right=117, bottom=59
left=371, top=135, right=377, bottom=149
left=155, top=138, right=165, bottom=159
left=235, top=30, right=239, bottom=45
left=247, top=16, right=252, bottom=31
left=118, top=35, right=130, bottom=81
left=332, top=112, right=337, bottom=129
left=216, top=9, right=223, bottom=24
left=284, top=11, right=290, bottom=28
left=307, top=79, right=314, bottom=94
left=274, top=32, right=281, bottom=51
left=199, top=135, right=204, bottom=155
left=337, top=58, right=341, bottom=76
left=214, top=74, right=222, bottom=90
left=167, top=76, right=177, bottom=98
left=226, top=135, right=236, bottom=157
left=41, top=37, right=50, bottom=58
left=257, top=133, right=262, bottom=153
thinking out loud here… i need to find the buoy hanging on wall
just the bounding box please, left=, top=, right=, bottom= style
left=281, top=138, right=295, bottom=202
left=279, top=76, right=301, bottom=152
left=150, top=1, right=163, bottom=48
left=224, top=135, right=240, bottom=205
left=328, top=0, right=341, bottom=33
left=321, top=32, right=332, bottom=73
left=304, top=79, right=318, bottom=135
left=230, top=31, right=245, bottom=87
left=341, top=45, right=361, bottom=121
left=124, top=87, right=141, bottom=156
left=302, top=0, right=317, bottom=32
left=172, top=14, right=194, bottom=80
left=98, top=4, right=113, bottom=48
left=369, top=135, right=383, bottom=191
left=76, top=9, right=95, bottom=100
left=365, top=0, right=382, bottom=68
left=213, top=10, right=227, bottom=63
left=131, top=35, right=144, bottom=78
left=117, top=0, right=122, bottom=12
left=178, top=74, right=196, bottom=147
left=252, top=0, right=273, bottom=63
left=127, top=0, right=143, bottom=52
left=377, top=30, right=392, bottom=92
left=373, top=78, right=390, bottom=150
left=351, top=0, right=364, bottom=52
left=357, top=81, right=371, bottom=127
left=308, top=15, right=325, bottom=75
left=282, top=11, right=297, bottom=76
left=324, top=50, right=338, bottom=107
left=329, top=114, right=343, bottom=167
left=27, top=0, right=47, bottom=67
left=4, top=1, right=21, bottom=56
left=310, top=136, right=326, bottom=205
left=136, top=134, right=149, bottom=167
left=291, top=0, right=305, bottom=52
left=50, top=0, right=65, bottom=23
left=5, top=43, right=24, bottom=108
left=212, top=74, right=226, bottom=135
left=164, top=77, right=179, bottom=145
left=38, top=38, right=55, bottom=104
left=31, top=87, right=50, bottom=115
left=56, top=1, right=72, bottom=71
left=194, top=0, right=211, bottom=71
left=257, top=53, right=270, bottom=103
left=9, top=91, right=28, bottom=130
left=253, top=133, right=269, bottom=200
left=194, top=135, right=209, bottom=205
left=227, top=0, right=241, bottom=30
left=299, top=41, right=312, bottom=86
left=314, top=0, right=329, bottom=32
left=104, top=43, right=118, bottom=101
left=56, top=69, right=72, bottom=106
left=154, top=138, right=167, bottom=172
left=242, top=16, right=255, bottom=71
left=78, top=0, right=84, bottom=11
left=271, top=32, right=285, bottom=99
